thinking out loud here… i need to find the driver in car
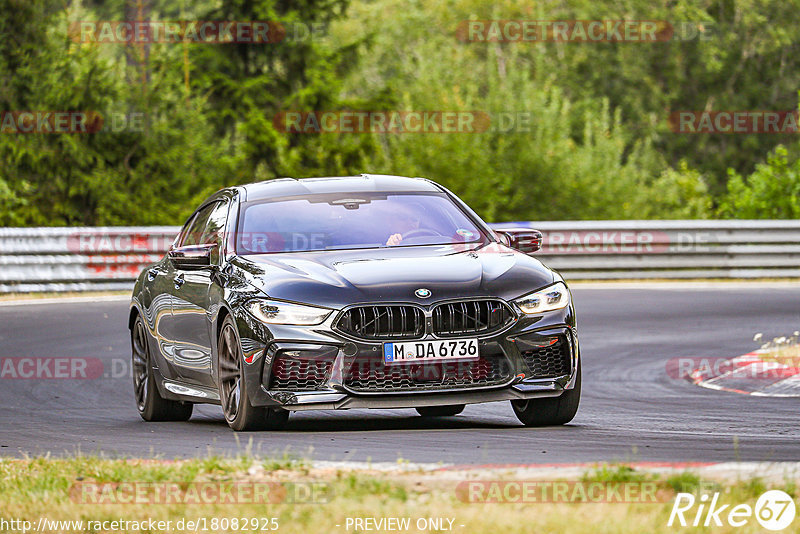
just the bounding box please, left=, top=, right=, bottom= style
left=385, top=207, right=421, bottom=246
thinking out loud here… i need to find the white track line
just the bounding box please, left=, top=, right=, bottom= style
left=0, top=295, right=130, bottom=307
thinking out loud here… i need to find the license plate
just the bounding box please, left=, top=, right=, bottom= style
left=383, top=338, right=479, bottom=364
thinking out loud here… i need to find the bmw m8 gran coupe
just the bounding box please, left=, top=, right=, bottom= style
left=129, top=174, right=580, bottom=430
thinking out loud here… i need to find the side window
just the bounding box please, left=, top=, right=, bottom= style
left=174, top=213, right=197, bottom=248
left=181, top=203, right=217, bottom=246
left=200, top=201, right=229, bottom=264
left=200, top=201, right=229, bottom=248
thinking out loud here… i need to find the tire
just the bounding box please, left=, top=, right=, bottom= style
left=131, top=315, right=193, bottom=422
left=415, top=405, right=465, bottom=417
left=218, top=315, right=289, bottom=431
left=511, top=366, right=581, bottom=426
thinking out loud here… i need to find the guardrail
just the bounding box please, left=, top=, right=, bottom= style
left=1, top=221, right=799, bottom=292
left=0, top=227, right=179, bottom=293
left=501, top=220, right=800, bottom=280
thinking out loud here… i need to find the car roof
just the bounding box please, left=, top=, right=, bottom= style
left=236, top=174, right=442, bottom=202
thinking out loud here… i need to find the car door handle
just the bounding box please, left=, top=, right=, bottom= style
left=147, top=268, right=158, bottom=281
left=174, top=273, right=185, bottom=290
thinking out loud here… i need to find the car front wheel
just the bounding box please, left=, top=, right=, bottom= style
left=511, top=367, right=580, bottom=426
left=218, top=315, right=289, bottom=431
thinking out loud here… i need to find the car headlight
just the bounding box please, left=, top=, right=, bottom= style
left=247, top=299, right=332, bottom=325
left=514, top=282, right=570, bottom=314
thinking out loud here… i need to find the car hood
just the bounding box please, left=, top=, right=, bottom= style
left=232, top=242, right=555, bottom=308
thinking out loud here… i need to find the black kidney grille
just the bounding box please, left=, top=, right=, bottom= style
left=520, top=337, right=571, bottom=379
left=336, top=305, right=425, bottom=340
left=432, top=300, right=513, bottom=337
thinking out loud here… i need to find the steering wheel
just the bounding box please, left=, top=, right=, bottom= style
left=401, top=228, right=440, bottom=241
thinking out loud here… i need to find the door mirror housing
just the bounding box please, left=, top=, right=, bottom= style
left=168, top=244, right=216, bottom=270
left=494, top=228, right=543, bottom=254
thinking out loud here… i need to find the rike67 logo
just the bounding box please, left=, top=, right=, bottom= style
left=669, top=490, right=796, bottom=531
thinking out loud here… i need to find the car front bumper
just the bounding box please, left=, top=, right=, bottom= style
left=236, top=302, right=580, bottom=411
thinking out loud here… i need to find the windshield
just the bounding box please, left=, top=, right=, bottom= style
left=236, top=192, right=486, bottom=254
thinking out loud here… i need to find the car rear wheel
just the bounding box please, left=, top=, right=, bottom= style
left=415, top=405, right=465, bottom=417
left=511, top=367, right=581, bottom=426
left=131, top=316, right=193, bottom=422
left=218, top=315, right=289, bottom=431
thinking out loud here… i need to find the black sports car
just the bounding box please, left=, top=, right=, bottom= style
left=129, top=174, right=580, bottom=430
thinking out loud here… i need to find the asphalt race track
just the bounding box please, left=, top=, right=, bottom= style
left=1, top=286, right=798, bottom=464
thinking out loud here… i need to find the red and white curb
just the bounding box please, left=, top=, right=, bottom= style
left=689, top=350, right=800, bottom=397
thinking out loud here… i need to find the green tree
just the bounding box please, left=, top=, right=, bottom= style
left=0, top=0, right=242, bottom=225
left=327, top=0, right=712, bottom=221
left=719, top=145, right=800, bottom=218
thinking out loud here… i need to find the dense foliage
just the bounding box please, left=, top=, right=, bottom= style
left=1, top=0, right=798, bottom=225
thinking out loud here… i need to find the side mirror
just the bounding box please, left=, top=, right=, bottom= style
left=494, top=228, right=543, bottom=254
left=168, top=244, right=216, bottom=270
